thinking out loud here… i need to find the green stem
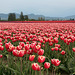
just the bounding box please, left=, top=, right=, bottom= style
left=47, top=69, right=48, bottom=75
left=20, top=57, right=22, bottom=75
left=32, top=70, right=34, bottom=75
left=40, top=70, right=41, bottom=75
left=35, top=71, right=36, bottom=75
left=30, top=62, right=31, bottom=75
left=52, top=66, right=53, bottom=75
left=8, top=52, right=10, bottom=66
left=54, top=67, right=56, bottom=75
left=40, top=63, right=42, bottom=75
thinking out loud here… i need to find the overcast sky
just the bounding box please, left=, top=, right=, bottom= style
left=0, top=0, right=75, bottom=17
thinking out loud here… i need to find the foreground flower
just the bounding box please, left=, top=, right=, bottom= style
left=18, top=50, right=24, bottom=57
left=72, top=48, right=75, bottom=52
left=12, top=50, right=24, bottom=57
left=38, top=56, right=45, bottom=63
left=12, top=49, right=18, bottom=57
left=5, top=42, right=11, bottom=49
left=51, top=48, right=55, bottom=51
left=55, top=44, right=60, bottom=48
left=0, top=54, right=3, bottom=58
left=32, top=63, right=39, bottom=71
left=54, top=37, right=58, bottom=43
left=25, top=44, right=30, bottom=51
left=38, top=49, right=44, bottom=55
left=55, top=47, right=58, bottom=51
left=19, top=42, right=25, bottom=47
left=61, top=50, right=65, bottom=55
left=8, top=45, right=15, bottom=52
left=59, top=48, right=61, bottom=51
left=51, top=59, right=61, bottom=66
left=35, top=45, right=41, bottom=51
left=44, top=62, right=50, bottom=69
left=29, top=55, right=35, bottom=61
left=0, top=45, right=4, bottom=51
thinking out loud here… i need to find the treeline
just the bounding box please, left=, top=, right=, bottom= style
left=8, top=12, right=29, bottom=21
left=8, top=12, right=45, bottom=21
left=0, top=12, right=75, bottom=21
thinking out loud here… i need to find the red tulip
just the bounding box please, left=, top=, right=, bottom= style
left=27, top=49, right=33, bottom=55
left=24, top=50, right=27, bottom=54
left=24, top=39, right=26, bottom=42
left=18, top=50, right=24, bottom=57
left=30, top=43, right=36, bottom=49
left=0, top=42, right=3, bottom=46
left=42, top=44, right=45, bottom=47
left=60, top=36, right=64, bottom=40
left=61, top=50, right=65, bottom=55
left=38, top=42, right=41, bottom=46
left=59, top=48, right=61, bottom=51
left=0, top=38, right=2, bottom=42
left=55, top=47, right=58, bottom=51
left=49, top=42, right=53, bottom=46
left=25, top=44, right=30, bottom=51
left=54, top=59, right=61, bottom=66
left=5, top=42, right=11, bottom=49
left=51, top=48, right=55, bottom=51
left=8, top=45, right=15, bottom=52
left=17, top=45, right=22, bottom=50
left=0, top=54, right=3, bottom=58
left=39, top=38, right=43, bottom=43
left=12, top=49, right=19, bottom=57
left=44, top=62, right=50, bottom=69
left=55, top=44, right=60, bottom=48
left=38, top=56, right=45, bottom=63
left=37, top=65, right=40, bottom=71
left=19, top=37, right=23, bottom=41
left=35, top=45, right=41, bottom=51
left=72, top=48, right=75, bottom=52
left=29, top=55, right=35, bottom=61
left=51, top=59, right=55, bottom=64
left=32, top=63, right=39, bottom=71
left=38, top=49, right=44, bottom=55
left=51, top=59, right=61, bottom=66
left=54, top=37, right=58, bottom=43
left=19, top=42, right=25, bottom=47
left=0, top=45, right=4, bottom=51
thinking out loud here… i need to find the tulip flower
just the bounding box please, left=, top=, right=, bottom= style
left=38, top=49, right=44, bottom=55
left=51, top=59, right=61, bottom=66
left=0, top=54, right=3, bottom=58
left=72, top=48, right=75, bottom=52
left=61, top=50, right=65, bottom=55
left=38, top=56, right=45, bottom=63
left=29, top=55, right=35, bottom=61
left=32, top=63, right=39, bottom=71
left=44, top=62, right=50, bottom=69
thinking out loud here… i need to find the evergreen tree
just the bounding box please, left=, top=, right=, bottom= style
left=20, top=12, right=24, bottom=21
left=8, top=13, right=16, bottom=21
left=24, top=15, right=28, bottom=20
left=0, top=17, right=1, bottom=21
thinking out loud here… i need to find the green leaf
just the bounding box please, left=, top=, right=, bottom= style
left=59, top=64, right=69, bottom=73
left=13, top=62, right=20, bottom=72
left=6, top=55, right=9, bottom=59
left=2, top=64, right=20, bottom=74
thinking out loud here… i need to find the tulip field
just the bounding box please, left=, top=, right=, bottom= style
left=0, top=22, right=75, bottom=75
